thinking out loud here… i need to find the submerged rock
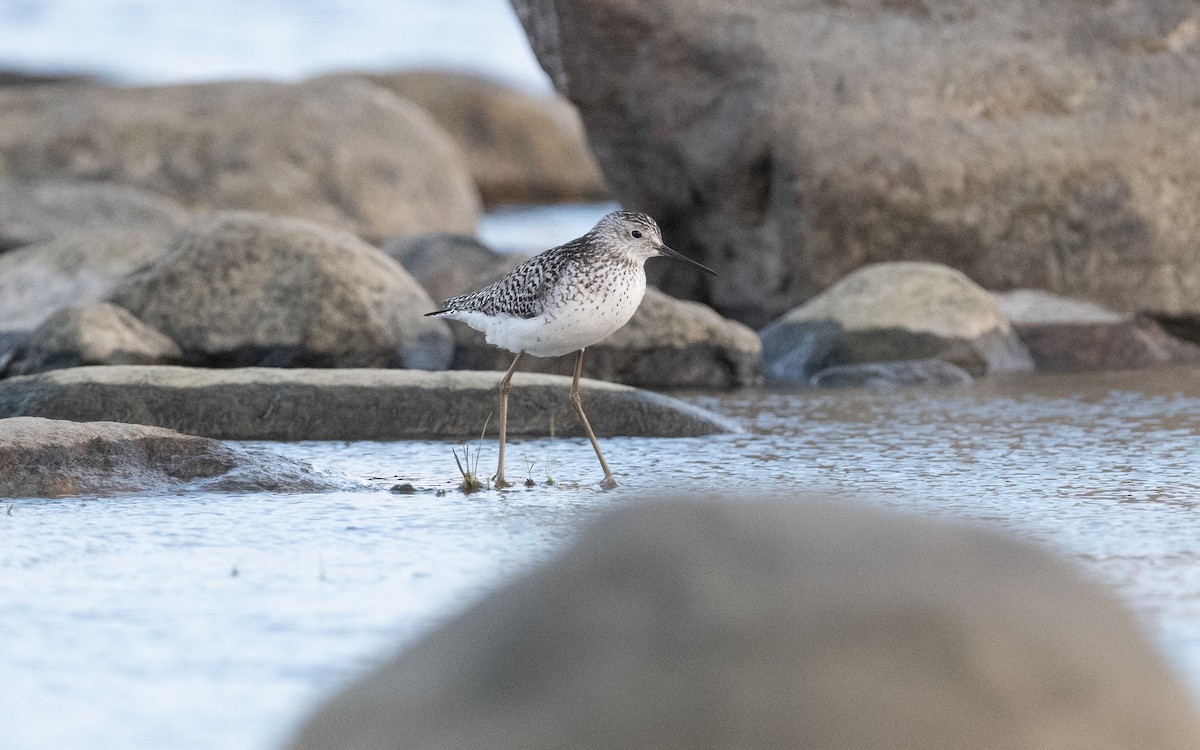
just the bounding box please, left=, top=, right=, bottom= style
left=0, top=366, right=740, bottom=440
left=382, top=232, right=525, bottom=306
left=329, top=70, right=609, bottom=207
left=286, top=496, right=1200, bottom=750
left=760, top=262, right=1032, bottom=383
left=4, top=303, right=182, bottom=376
left=995, top=289, right=1200, bottom=372
left=0, top=416, right=348, bottom=498
left=809, top=359, right=972, bottom=389
left=511, top=0, right=1200, bottom=327
left=0, top=79, right=479, bottom=238
left=108, top=212, right=453, bottom=370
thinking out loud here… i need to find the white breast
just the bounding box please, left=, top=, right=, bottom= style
left=447, top=268, right=647, bottom=358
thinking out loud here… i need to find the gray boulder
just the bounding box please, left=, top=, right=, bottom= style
left=995, top=289, right=1200, bottom=372
left=382, top=232, right=525, bottom=306
left=760, top=262, right=1032, bottom=382
left=0, top=416, right=349, bottom=498
left=0, top=178, right=186, bottom=252
left=0, top=366, right=741, bottom=440
left=512, top=0, right=1200, bottom=328
left=286, top=496, right=1200, bottom=750
left=108, top=212, right=453, bottom=369
left=809, top=359, right=972, bottom=389
left=0, top=228, right=170, bottom=331
left=4, top=303, right=182, bottom=376
left=327, top=70, right=609, bottom=207
left=0, top=79, right=479, bottom=239
left=452, top=288, right=763, bottom=388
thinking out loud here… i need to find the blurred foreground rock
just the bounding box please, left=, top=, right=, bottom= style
left=0, top=178, right=186, bottom=252
left=108, top=212, right=452, bottom=370
left=0, top=366, right=740, bottom=440
left=512, top=0, right=1200, bottom=327
left=4, top=303, right=183, bottom=376
left=0, top=79, right=478, bottom=238
left=328, top=70, right=608, bottom=207
left=995, top=289, right=1200, bottom=372
left=760, top=262, right=1032, bottom=384
left=287, top=496, right=1200, bottom=750
left=0, top=417, right=348, bottom=498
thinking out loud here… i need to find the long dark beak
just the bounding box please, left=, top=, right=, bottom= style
left=658, top=244, right=717, bottom=276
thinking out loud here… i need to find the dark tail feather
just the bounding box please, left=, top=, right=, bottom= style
left=425, top=309, right=451, bottom=317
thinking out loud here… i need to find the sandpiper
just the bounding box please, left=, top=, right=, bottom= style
left=426, top=210, right=715, bottom=489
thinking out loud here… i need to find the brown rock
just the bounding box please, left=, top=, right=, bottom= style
left=108, top=212, right=453, bottom=370
left=0, top=79, right=479, bottom=239
left=512, top=0, right=1200, bottom=327
left=4, top=303, right=182, bottom=376
left=996, top=289, right=1200, bottom=372
left=286, top=496, right=1200, bottom=750
left=760, top=262, right=1032, bottom=382
left=0, top=416, right=348, bottom=497
left=0, top=178, right=185, bottom=252
left=329, top=70, right=608, bottom=207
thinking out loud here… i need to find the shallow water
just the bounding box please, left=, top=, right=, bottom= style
left=2, top=369, right=1200, bottom=749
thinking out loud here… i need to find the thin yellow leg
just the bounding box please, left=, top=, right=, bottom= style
left=570, top=349, right=616, bottom=489
left=495, top=351, right=523, bottom=489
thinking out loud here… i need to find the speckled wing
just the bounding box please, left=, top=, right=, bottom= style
left=435, top=253, right=560, bottom=319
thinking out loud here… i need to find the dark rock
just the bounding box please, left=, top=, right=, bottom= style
left=0, top=366, right=741, bottom=440
left=0, top=228, right=171, bottom=331
left=108, top=212, right=452, bottom=370
left=325, top=70, right=608, bottom=207
left=0, top=69, right=100, bottom=88
left=4, top=303, right=183, bottom=376
left=286, top=496, right=1200, bottom=750
left=995, top=290, right=1200, bottom=372
left=761, top=262, right=1032, bottom=383
left=809, top=359, right=972, bottom=389
left=0, top=178, right=185, bottom=252
left=0, top=416, right=349, bottom=498
left=0, top=79, right=479, bottom=239
left=389, top=483, right=416, bottom=495
left=511, top=0, right=1200, bottom=327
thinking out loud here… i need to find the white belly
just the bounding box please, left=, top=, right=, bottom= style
left=448, top=273, right=646, bottom=357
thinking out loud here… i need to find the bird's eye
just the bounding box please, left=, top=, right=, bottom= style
left=631, top=230, right=642, bottom=239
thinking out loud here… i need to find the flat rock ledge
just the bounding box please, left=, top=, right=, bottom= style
left=0, top=417, right=349, bottom=498
left=0, top=366, right=741, bottom=440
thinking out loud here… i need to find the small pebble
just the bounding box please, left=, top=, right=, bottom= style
left=390, top=483, right=416, bottom=494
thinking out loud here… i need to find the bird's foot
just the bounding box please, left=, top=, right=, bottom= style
left=494, top=476, right=514, bottom=490
left=599, top=475, right=618, bottom=491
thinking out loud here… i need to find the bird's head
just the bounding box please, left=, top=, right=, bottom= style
left=593, top=211, right=716, bottom=276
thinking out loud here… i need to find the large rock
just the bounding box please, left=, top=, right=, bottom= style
left=0, top=417, right=348, bottom=497
left=329, top=70, right=609, bottom=207
left=0, top=178, right=186, bottom=252
left=0, top=228, right=170, bottom=331
left=760, top=262, right=1032, bottom=382
left=512, top=0, right=1200, bottom=327
left=452, top=288, right=762, bottom=388
left=809, top=358, right=972, bottom=389
left=3, top=303, right=183, bottom=376
left=108, top=212, right=453, bottom=370
left=286, top=496, right=1200, bottom=750
left=0, top=366, right=741, bottom=440
left=0, top=79, right=479, bottom=239
left=995, top=289, right=1200, bottom=373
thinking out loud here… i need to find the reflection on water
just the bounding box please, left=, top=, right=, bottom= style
left=2, top=369, right=1199, bottom=749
